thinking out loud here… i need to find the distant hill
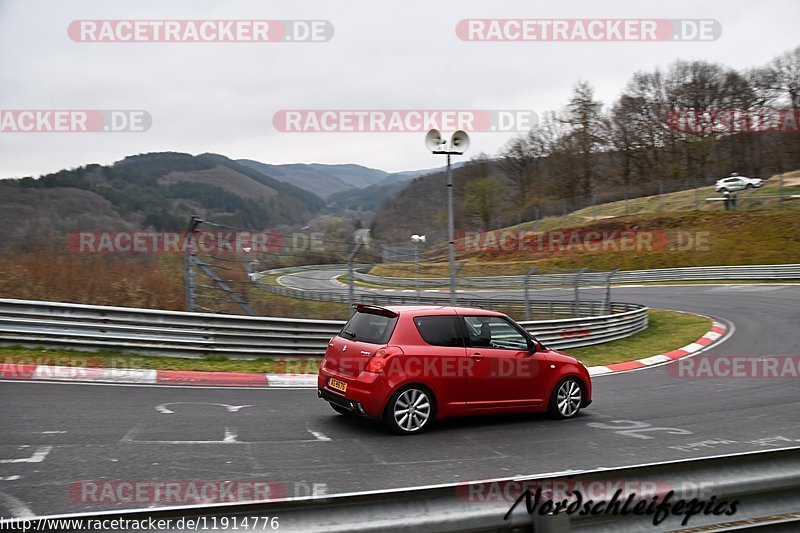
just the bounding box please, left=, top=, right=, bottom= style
left=237, top=160, right=391, bottom=198
left=236, top=159, right=460, bottom=200
left=326, top=162, right=468, bottom=214
left=0, top=152, right=325, bottom=250
left=327, top=180, right=408, bottom=213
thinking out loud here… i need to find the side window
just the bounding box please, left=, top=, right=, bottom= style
left=413, top=316, right=464, bottom=347
left=463, top=316, right=529, bottom=350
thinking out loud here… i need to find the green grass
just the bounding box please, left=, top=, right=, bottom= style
left=248, top=286, right=350, bottom=320
left=0, top=345, right=320, bottom=374
left=370, top=208, right=800, bottom=276
left=567, top=309, right=712, bottom=367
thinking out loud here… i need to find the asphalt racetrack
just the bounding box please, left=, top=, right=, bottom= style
left=1, top=281, right=799, bottom=518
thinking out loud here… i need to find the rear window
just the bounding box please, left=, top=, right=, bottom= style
left=339, top=311, right=398, bottom=345
left=414, top=315, right=464, bottom=347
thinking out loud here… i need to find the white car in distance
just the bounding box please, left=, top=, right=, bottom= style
left=715, top=175, right=764, bottom=192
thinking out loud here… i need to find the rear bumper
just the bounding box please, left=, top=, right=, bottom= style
left=318, top=388, right=378, bottom=418
left=317, top=370, right=392, bottom=418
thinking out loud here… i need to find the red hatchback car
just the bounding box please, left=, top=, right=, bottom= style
left=318, top=304, right=592, bottom=434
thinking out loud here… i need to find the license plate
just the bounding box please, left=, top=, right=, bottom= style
left=328, top=378, right=347, bottom=393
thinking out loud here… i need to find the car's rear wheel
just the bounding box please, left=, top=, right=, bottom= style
left=329, top=402, right=355, bottom=416
left=548, top=378, right=584, bottom=419
left=384, top=386, right=434, bottom=435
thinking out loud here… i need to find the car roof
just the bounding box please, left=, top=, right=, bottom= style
left=359, top=304, right=505, bottom=317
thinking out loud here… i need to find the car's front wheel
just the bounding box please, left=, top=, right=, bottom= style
left=746, top=183, right=754, bottom=189
left=548, top=378, right=584, bottom=419
left=384, top=386, right=434, bottom=435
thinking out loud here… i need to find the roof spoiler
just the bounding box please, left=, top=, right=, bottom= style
left=352, top=304, right=399, bottom=318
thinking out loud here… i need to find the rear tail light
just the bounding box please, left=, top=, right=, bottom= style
left=364, top=346, right=404, bottom=373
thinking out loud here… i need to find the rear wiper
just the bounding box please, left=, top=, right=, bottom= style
left=341, top=329, right=356, bottom=339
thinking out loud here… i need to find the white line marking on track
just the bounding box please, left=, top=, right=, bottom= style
left=0, top=476, right=21, bottom=481
left=223, top=428, right=239, bottom=443
left=0, top=490, right=35, bottom=517
left=0, top=446, right=53, bottom=464
left=307, top=429, right=331, bottom=442
left=155, top=402, right=252, bottom=414
left=41, top=431, right=66, bottom=434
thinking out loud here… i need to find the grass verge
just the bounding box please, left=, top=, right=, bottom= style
left=567, top=309, right=712, bottom=367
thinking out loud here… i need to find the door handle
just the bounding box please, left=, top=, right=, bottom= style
left=470, top=353, right=484, bottom=360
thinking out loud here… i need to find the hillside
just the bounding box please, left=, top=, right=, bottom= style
left=237, top=160, right=391, bottom=198
left=0, top=152, right=325, bottom=250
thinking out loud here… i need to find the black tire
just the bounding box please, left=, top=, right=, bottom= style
left=383, top=385, right=436, bottom=435
left=746, top=183, right=754, bottom=189
left=329, top=402, right=355, bottom=416
left=548, top=378, right=584, bottom=419
left=719, top=187, right=728, bottom=193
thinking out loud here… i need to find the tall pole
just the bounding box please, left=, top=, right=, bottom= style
left=347, top=242, right=363, bottom=317
left=184, top=216, right=201, bottom=312
left=427, top=129, right=468, bottom=306
left=414, top=243, right=420, bottom=303
left=447, top=153, right=456, bottom=305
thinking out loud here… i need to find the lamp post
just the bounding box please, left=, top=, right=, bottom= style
left=425, top=129, right=470, bottom=305
left=410, top=234, right=426, bottom=302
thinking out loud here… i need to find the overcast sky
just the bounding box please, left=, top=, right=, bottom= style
left=1, top=0, right=798, bottom=179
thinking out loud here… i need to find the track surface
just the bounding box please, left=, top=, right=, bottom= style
left=1, top=282, right=799, bottom=518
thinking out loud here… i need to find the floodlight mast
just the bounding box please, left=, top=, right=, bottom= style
left=425, top=129, right=469, bottom=305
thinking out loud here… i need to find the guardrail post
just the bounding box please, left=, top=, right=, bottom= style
left=573, top=268, right=586, bottom=317
left=524, top=266, right=538, bottom=321
left=605, top=269, right=618, bottom=315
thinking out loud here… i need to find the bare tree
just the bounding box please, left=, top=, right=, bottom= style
left=561, top=81, right=607, bottom=196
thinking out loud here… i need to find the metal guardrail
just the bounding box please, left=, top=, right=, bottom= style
left=0, top=298, right=647, bottom=356
left=10, top=446, right=800, bottom=532
left=353, top=263, right=800, bottom=288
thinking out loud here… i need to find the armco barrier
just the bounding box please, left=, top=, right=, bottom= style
left=8, top=446, right=800, bottom=532
left=0, top=298, right=647, bottom=356
left=352, top=263, right=800, bottom=288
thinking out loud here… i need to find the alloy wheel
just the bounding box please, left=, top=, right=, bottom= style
left=393, top=388, right=431, bottom=432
